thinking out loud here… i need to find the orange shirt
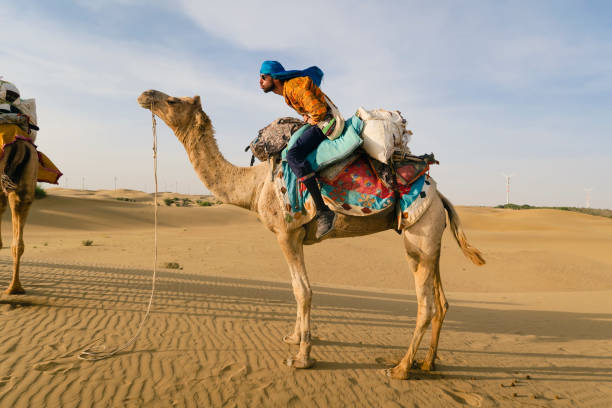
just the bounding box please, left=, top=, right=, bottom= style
left=283, top=76, right=329, bottom=123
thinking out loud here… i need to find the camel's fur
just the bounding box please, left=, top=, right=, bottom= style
left=137, top=90, right=485, bottom=379
left=0, top=140, right=38, bottom=294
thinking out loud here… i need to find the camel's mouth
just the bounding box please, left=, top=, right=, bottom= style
left=137, top=90, right=167, bottom=109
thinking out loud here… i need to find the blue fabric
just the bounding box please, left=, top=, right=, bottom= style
left=282, top=161, right=308, bottom=213
left=282, top=115, right=363, bottom=171
left=399, top=174, right=426, bottom=212
left=260, top=61, right=324, bottom=87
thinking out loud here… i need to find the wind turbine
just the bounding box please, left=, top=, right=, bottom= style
left=502, top=173, right=513, bottom=205
left=584, top=188, right=592, bottom=208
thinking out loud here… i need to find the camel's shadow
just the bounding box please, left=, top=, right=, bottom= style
left=2, top=257, right=612, bottom=385
left=2, top=258, right=612, bottom=342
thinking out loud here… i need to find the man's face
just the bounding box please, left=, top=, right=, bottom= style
left=259, top=74, right=275, bottom=93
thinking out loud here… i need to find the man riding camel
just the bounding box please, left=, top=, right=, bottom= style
left=259, top=60, right=341, bottom=239
left=0, top=79, right=61, bottom=191
left=0, top=80, right=40, bottom=191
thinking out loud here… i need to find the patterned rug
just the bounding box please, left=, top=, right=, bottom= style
left=273, top=155, right=437, bottom=231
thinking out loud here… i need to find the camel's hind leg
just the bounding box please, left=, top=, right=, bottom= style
left=386, top=196, right=446, bottom=380
left=276, top=228, right=315, bottom=368
left=5, top=187, right=34, bottom=295
left=1, top=141, right=36, bottom=294
left=421, top=263, right=448, bottom=371
left=386, top=254, right=438, bottom=379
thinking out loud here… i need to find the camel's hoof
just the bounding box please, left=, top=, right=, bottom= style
left=5, top=286, right=25, bottom=295
left=282, top=334, right=300, bottom=345
left=384, top=366, right=409, bottom=380
left=284, top=356, right=316, bottom=369
left=420, top=360, right=436, bottom=371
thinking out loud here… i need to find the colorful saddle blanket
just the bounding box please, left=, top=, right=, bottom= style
left=273, top=154, right=437, bottom=230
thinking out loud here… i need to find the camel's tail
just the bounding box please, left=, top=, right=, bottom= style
left=439, top=192, right=486, bottom=266
left=0, top=141, right=34, bottom=192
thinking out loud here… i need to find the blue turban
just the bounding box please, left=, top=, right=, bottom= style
left=260, top=60, right=324, bottom=87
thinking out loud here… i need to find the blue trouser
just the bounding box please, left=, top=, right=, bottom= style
left=286, top=125, right=326, bottom=180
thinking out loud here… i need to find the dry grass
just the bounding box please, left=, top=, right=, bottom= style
left=496, top=204, right=612, bottom=219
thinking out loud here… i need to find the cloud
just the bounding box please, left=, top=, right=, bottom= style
left=2, top=4, right=277, bottom=109
left=173, top=1, right=612, bottom=108
left=1, top=4, right=254, bottom=193
left=1, top=1, right=610, bottom=206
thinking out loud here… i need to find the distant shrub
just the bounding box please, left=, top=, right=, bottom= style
left=35, top=185, right=47, bottom=199
left=163, top=197, right=197, bottom=207
left=496, top=203, right=535, bottom=210
left=82, top=240, right=94, bottom=246
left=164, top=262, right=181, bottom=269
left=197, top=200, right=213, bottom=207
left=495, top=203, right=533, bottom=210
left=116, top=197, right=135, bottom=202
left=495, top=204, right=612, bottom=219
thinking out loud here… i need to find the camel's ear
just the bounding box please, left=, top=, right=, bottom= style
left=193, top=95, right=201, bottom=107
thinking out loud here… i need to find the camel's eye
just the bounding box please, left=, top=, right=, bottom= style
left=167, top=99, right=179, bottom=105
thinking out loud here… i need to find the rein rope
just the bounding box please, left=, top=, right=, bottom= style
left=78, top=104, right=159, bottom=361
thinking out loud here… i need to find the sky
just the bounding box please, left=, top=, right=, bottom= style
left=2, top=0, right=611, bottom=208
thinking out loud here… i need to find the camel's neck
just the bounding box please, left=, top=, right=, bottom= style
left=173, top=111, right=266, bottom=211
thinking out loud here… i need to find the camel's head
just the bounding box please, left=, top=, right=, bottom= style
left=138, top=90, right=202, bottom=130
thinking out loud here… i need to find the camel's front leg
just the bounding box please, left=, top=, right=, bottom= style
left=5, top=191, right=32, bottom=294
left=283, top=304, right=302, bottom=345
left=276, top=229, right=315, bottom=368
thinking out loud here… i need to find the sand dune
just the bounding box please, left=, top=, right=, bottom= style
left=0, top=189, right=610, bottom=407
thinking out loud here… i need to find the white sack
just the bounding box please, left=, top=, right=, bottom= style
left=356, top=107, right=411, bottom=163
left=14, top=98, right=37, bottom=142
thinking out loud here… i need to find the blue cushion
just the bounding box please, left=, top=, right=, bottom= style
left=282, top=115, right=363, bottom=171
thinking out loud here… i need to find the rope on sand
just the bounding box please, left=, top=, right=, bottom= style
left=78, top=104, right=159, bottom=361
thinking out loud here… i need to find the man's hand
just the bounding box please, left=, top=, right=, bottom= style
left=303, top=115, right=316, bottom=125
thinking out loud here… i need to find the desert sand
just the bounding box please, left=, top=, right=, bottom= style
left=0, top=187, right=611, bottom=407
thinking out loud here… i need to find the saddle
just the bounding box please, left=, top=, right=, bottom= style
left=368, top=151, right=438, bottom=189
left=252, top=116, right=439, bottom=230
left=273, top=149, right=438, bottom=231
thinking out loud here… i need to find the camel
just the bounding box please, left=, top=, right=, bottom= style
left=0, top=140, right=38, bottom=294
left=137, top=89, right=485, bottom=380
